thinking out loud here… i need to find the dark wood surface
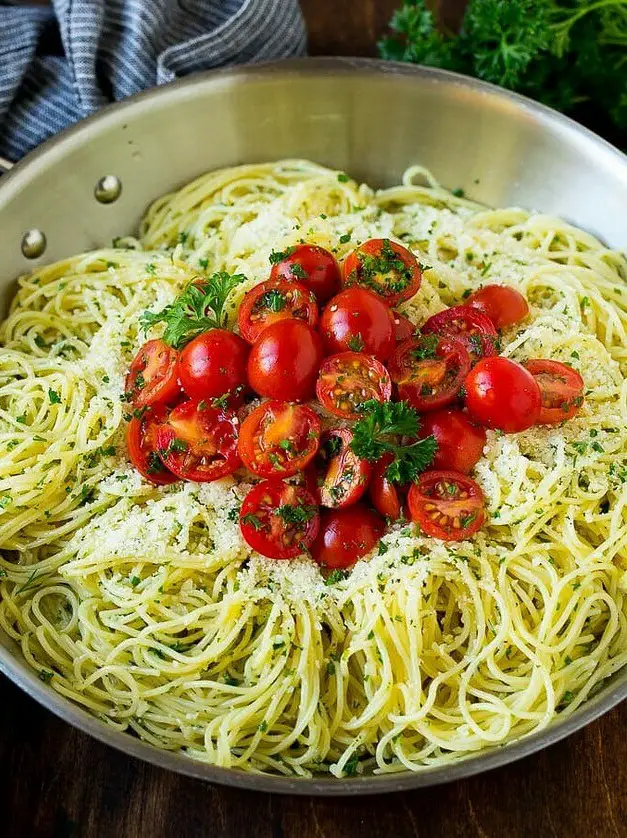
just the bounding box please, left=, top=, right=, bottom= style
left=2, top=2, right=627, bottom=836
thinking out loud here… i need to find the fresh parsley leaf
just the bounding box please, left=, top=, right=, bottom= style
left=48, top=389, right=61, bottom=404
left=139, top=272, right=245, bottom=348
left=350, top=400, right=437, bottom=484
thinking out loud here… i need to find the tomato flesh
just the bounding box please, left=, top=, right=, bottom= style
left=388, top=335, right=471, bottom=412
left=156, top=399, right=240, bottom=482
left=316, top=351, right=392, bottom=419
left=240, top=481, right=319, bottom=559
left=270, top=244, right=341, bottom=303
left=342, top=238, right=422, bottom=306
left=523, top=359, right=584, bottom=425
left=466, top=285, right=529, bottom=330
left=126, top=405, right=178, bottom=486
left=422, top=305, right=499, bottom=364
left=464, top=356, right=541, bottom=433
left=178, top=328, right=248, bottom=401
left=408, top=470, right=485, bottom=541
left=368, top=453, right=406, bottom=521
left=237, top=279, right=318, bottom=344
left=320, top=287, right=396, bottom=360
left=418, top=409, right=486, bottom=474
left=247, top=320, right=323, bottom=402
left=125, top=339, right=180, bottom=408
left=238, top=400, right=321, bottom=478
left=315, top=428, right=372, bottom=509
left=311, top=504, right=385, bottom=569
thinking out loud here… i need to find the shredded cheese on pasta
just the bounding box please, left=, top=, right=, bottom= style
left=1, top=160, right=627, bottom=777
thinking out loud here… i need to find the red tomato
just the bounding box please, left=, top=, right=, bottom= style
left=422, top=305, right=499, bottom=364
left=237, top=279, right=318, bottom=344
left=418, top=409, right=486, bottom=474
left=466, top=285, right=529, bottom=330
left=316, top=351, right=392, bottom=419
left=315, top=428, right=372, bottom=508
left=464, top=356, right=541, bottom=432
left=177, top=329, right=248, bottom=401
left=393, top=311, right=416, bottom=343
left=125, top=339, right=180, bottom=408
left=239, top=481, right=319, bottom=559
left=270, top=244, right=341, bottom=303
left=342, top=238, right=422, bottom=306
left=238, top=400, right=321, bottom=478
left=155, top=399, right=240, bottom=482
left=247, top=320, right=323, bottom=402
left=126, top=405, right=178, bottom=486
left=311, top=505, right=385, bottom=569
left=408, top=470, right=485, bottom=541
left=368, top=453, right=406, bottom=521
left=388, top=335, right=471, bottom=412
left=320, top=287, right=396, bottom=360
left=523, top=359, right=584, bottom=425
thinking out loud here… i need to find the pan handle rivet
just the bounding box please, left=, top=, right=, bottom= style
left=21, top=229, right=47, bottom=259
left=95, top=175, right=122, bottom=204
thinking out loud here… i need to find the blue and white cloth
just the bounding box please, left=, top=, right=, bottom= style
left=0, top=0, right=307, bottom=161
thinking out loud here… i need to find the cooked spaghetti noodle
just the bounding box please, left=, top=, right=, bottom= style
left=1, top=160, right=627, bottom=776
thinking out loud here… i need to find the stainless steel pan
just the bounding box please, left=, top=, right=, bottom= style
left=1, top=57, right=626, bottom=795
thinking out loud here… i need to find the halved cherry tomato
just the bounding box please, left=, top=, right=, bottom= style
left=126, top=405, right=178, bottom=486
left=238, top=401, right=321, bottom=478
left=418, top=409, right=486, bottom=474
left=408, top=470, right=485, bottom=541
left=343, top=238, right=422, bottom=306
left=240, top=481, right=319, bottom=559
left=311, top=505, right=385, bottom=569
left=422, top=305, right=499, bottom=364
left=156, top=399, right=240, bottom=482
left=178, top=329, right=249, bottom=401
left=316, top=351, right=392, bottom=419
left=125, top=339, right=180, bottom=408
left=464, top=356, right=541, bottom=432
left=466, top=285, right=529, bottom=330
left=388, top=335, right=471, bottom=412
left=247, top=320, right=323, bottom=402
left=368, top=453, right=407, bottom=521
left=270, top=244, right=341, bottom=303
left=523, top=359, right=584, bottom=425
left=315, top=428, right=372, bottom=508
left=320, top=287, right=396, bottom=360
left=393, top=311, right=416, bottom=343
left=237, top=279, right=318, bottom=344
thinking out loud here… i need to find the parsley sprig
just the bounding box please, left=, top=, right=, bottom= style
left=350, top=400, right=437, bottom=484
left=379, top=1, right=627, bottom=144
left=140, top=272, right=245, bottom=348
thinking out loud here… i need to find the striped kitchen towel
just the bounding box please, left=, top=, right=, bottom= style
left=0, top=0, right=307, bottom=161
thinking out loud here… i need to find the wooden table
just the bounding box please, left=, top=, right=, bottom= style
left=2, top=2, right=627, bottom=836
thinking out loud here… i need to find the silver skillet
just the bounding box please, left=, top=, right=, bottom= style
left=1, top=57, right=626, bottom=795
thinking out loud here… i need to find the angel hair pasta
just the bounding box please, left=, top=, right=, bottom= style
left=1, top=160, right=627, bottom=777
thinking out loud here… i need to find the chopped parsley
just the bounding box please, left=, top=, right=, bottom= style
left=347, top=333, right=365, bottom=352
left=269, top=246, right=296, bottom=265
left=241, top=513, right=263, bottom=531
left=277, top=504, right=317, bottom=525
left=325, top=569, right=349, bottom=586
left=259, top=289, right=287, bottom=312
left=337, top=173, right=350, bottom=183
left=339, top=233, right=352, bottom=244
left=48, top=389, right=61, bottom=404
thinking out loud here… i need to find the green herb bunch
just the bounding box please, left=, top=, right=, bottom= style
left=379, top=0, right=627, bottom=142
